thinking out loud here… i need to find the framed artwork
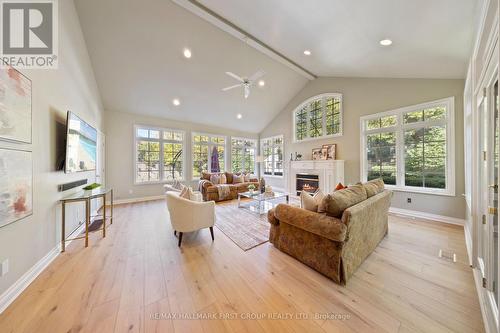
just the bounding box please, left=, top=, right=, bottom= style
left=0, top=148, right=33, bottom=228
left=322, top=144, right=337, bottom=160
left=0, top=66, right=32, bottom=143
left=312, top=148, right=322, bottom=160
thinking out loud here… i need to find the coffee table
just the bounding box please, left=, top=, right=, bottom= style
left=237, top=191, right=290, bottom=214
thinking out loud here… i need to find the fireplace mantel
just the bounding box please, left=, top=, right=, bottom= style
left=288, top=160, right=345, bottom=194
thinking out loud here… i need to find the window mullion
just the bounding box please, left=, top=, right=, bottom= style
left=397, top=113, right=404, bottom=187
left=322, top=97, right=327, bottom=136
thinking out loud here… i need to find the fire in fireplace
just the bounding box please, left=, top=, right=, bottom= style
left=296, top=174, right=319, bottom=196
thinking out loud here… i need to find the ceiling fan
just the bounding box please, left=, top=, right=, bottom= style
left=222, top=70, right=265, bottom=99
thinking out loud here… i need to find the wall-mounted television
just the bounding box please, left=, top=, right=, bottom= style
left=64, top=111, right=97, bottom=173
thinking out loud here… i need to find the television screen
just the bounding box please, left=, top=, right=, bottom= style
left=64, top=111, right=97, bottom=173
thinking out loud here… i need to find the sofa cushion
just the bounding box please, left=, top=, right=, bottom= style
left=201, top=171, right=212, bottom=181
left=220, top=173, right=227, bottom=184
left=300, top=190, right=326, bottom=212
left=363, top=178, right=385, bottom=198
left=225, top=172, right=233, bottom=184
left=323, top=183, right=367, bottom=218
left=210, top=174, right=220, bottom=184
left=233, top=174, right=243, bottom=184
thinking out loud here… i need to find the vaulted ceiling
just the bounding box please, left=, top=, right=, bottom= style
left=74, top=0, right=308, bottom=133
left=75, top=0, right=481, bottom=133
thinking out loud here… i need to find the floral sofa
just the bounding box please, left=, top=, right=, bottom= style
left=199, top=171, right=259, bottom=202
left=267, top=179, right=392, bottom=285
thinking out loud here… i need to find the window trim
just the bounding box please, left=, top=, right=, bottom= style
left=359, top=97, right=455, bottom=196
left=133, top=124, right=186, bottom=185
left=191, top=131, right=227, bottom=181
left=231, top=137, right=257, bottom=173
left=260, top=134, right=284, bottom=178
left=292, top=93, right=343, bottom=143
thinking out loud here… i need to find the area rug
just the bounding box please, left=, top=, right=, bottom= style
left=215, top=200, right=271, bottom=251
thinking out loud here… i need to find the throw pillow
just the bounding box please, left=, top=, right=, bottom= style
left=225, top=172, right=234, bottom=184
left=210, top=174, right=220, bottom=185
left=220, top=173, right=227, bottom=184
left=179, top=186, right=190, bottom=199
left=335, top=182, right=347, bottom=191
left=300, top=189, right=326, bottom=212
left=323, top=183, right=367, bottom=218
left=201, top=171, right=212, bottom=181
left=233, top=174, right=243, bottom=184
left=363, top=178, right=385, bottom=198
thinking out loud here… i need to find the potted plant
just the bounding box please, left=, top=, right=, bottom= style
left=248, top=184, right=256, bottom=194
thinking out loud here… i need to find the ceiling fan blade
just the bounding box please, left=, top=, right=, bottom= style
left=222, top=84, right=242, bottom=91
left=225, top=72, right=244, bottom=83
left=248, top=70, right=265, bottom=82
left=244, top=85, right=250, bottom=99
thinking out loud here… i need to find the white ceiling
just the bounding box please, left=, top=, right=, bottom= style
left=74, top=0, right=308, bottom=133
left=199, top=0, right=482, bottom=79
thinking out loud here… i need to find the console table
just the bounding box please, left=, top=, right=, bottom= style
left=60, top=188, right=113, bottom=252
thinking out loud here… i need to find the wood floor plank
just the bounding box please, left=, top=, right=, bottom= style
left=0, top=199, right=485, bottom=333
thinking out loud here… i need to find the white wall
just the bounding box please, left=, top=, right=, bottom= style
left=0, top=0, right=104, bottom=296
left=260, top=77, right=466, bottom=219
left=104, top=110, right=258, bottom=201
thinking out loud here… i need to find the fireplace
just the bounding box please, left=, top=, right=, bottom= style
left=296, top=174, right=319, bottom=196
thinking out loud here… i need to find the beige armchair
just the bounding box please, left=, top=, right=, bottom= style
left=165, top=191, right=216, bottom=247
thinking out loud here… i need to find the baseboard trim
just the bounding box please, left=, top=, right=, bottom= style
left=106, top=195, right=165, bottom=206
left=472, top=267, right=497, bottom=333
left=0, top=245, right=60, bottom=314
left=389, top=207, right=465, bottom=226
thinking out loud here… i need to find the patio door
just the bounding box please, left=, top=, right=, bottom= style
left=478, top=71, right=499, bottom=308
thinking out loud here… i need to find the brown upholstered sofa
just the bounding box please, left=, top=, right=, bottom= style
left=268, top=186, right=392, bottom=285
left=199, top=172, right=259, bottom=202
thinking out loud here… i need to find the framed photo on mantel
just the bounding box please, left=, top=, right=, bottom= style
left=322, top=144, right=336, bottom=160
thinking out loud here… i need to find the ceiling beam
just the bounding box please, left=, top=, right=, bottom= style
left=171, top=0, right=317, bottom=80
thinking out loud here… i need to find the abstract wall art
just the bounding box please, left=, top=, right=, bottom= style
left=0, top=66, right=32, bottom=143
left=0, top=148, right=33, bottom=227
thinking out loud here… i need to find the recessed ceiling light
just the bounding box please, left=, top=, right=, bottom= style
left=303, top=50, right=311, bottom=56
left=172, top=98, right=180, bottom=106
left=183, top=48, right=192, bottom=58
left=258, top=80, right=265, bottom=87
left=379, top=39, right=392, bottom=46
left=237, top=113, right=242, bottom=119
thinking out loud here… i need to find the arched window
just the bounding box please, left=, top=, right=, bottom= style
left=293, top=93, right=343, bottom=142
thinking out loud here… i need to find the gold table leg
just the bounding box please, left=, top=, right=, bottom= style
left=103, top=193, right=106, bottom=238
left=85, top=198, right=90, bottom=247
left=61, top=201, right=66, bottom=252
left=110, top=189, right=113, bottom=224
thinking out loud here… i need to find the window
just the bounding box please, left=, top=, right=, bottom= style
left=135, top=126, right=184, bottom=183
left=261, top=135, right=284, bottom=177
left=192, top=133, right=226, bottom=179
left=293, top=93, right=342, bottom=142
left=231, top=138, right=256, bottom=173
left=360, top=97, right=455, bottom=195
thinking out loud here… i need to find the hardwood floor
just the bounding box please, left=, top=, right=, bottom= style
left=0, top=199, right=484, bottom=333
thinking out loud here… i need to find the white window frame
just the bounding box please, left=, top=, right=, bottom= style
left=360, top=97, right=455, bottom=196
left=260, top=134, right=284, bottom=178
left=231, top=137, right=257, bottom=173
left=292, top=93, right=343, bottom=142
left=191, top=132, right=227, bottom=180
left=134, top=124, right=186, bottom=184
